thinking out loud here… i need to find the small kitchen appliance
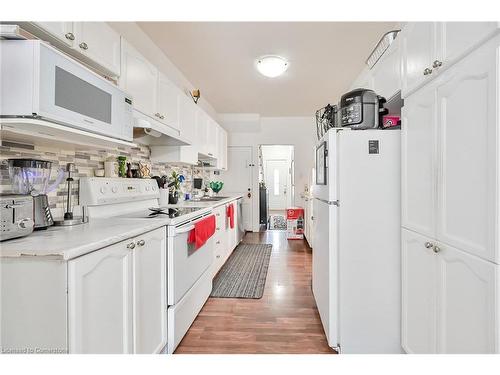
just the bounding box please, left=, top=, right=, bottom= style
left=54, top=163, right=87, bottom=226
left=339, top=89, right=387, bottom=129
left=8, top=158, right=64, bottom=230
left=0, top=194, right=34, bottom=241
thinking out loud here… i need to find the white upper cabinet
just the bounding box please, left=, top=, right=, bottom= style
left=33, top=22, right=74, bottom=47
left=195, top=108, right=209, bottom=155
left=401, top=229, right=438, bottom=354
left=120, top=39, right=159, bottom=118
left=72, top=22, right=121, bottom=77
left=436, top=242, right=497, bottom=353
left=68, top=240, right=134, bottom=354
left=437, top=22, right=499, bottom=67
left=371, top=35, right=401, bottom=99
left=401, top=22, right=438, bottom=98
left=157, top=72, right=180, bottom=131
left=435, top=36, right=498, bottom=263
left=402, top=22, right=500, bottom=98
left=216, top=127, right=228, bottom=170
left=206, top=118, right=217, bottom=158
left=401, top=82, right=437, bottom=238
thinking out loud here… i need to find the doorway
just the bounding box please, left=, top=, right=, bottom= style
left=258, top=145, right=294, bottom=231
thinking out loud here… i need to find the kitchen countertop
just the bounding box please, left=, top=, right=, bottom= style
left=0, top=218, right=168, bottom=260
left=0, top=195, right=243, bottom=261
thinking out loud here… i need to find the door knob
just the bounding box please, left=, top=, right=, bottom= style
left=65, top=32, right=75, bottom=41
left=433, top=245, right=441, bottom=253
left=136, top=239, right=145, bottom=247
left=79, top=42, right=88, bottom=50
left=127, top=242, right=136, bottom=250
left=424, top=242, right=434, bottom=249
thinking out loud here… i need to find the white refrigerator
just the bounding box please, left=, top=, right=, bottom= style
left=312, top=128, right=402, bottom=353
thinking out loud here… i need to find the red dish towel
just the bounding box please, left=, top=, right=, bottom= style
left=187, top=215, right=216, bottom=250
left=227, top=203, right=235, bottom=229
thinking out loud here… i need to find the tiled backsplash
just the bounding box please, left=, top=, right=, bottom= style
left=0, top=141, right=214, bottom=211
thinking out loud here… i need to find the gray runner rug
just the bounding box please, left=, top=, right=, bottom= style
left=210, top=243, right=272, bottom=299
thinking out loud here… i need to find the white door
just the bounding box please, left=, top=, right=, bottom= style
left=120, top=39, right=158, bottom=118
left=265, top=159, right=290, bottom=210
left=401, top=83, right=437, bottom=238
left=221, top=146, right=253, bottom=231
left=133, top=228, right=167, bottom=354
left=73, top=22, right=121, bottom=76
left=68, top=240, right=134, bottom=353
left=435, top=37, right=498, bottom=263
left=438, top=22, right=499, bottom=65
left=34, top=22, right=74, bottom=47
left=401, top=22, right=437, bottom=97
left=401, top=229, right=438, bottom=354
left=436, top=242, right=497, bottom=353
left=157, top=72, right=180, bottom=130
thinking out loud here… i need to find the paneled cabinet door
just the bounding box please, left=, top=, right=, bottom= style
left=133, top=228, right=167, bottom=354
left=120, top=39, right=158, bottom=117
left=73, top=22, right=121, bottom=76
left=68, top=241, right=134, bottom=354
left=436, top=243, right=497, bottom=353
left=195, top=108, right=208, bottom=154
left=435, top=36, right=498, bottom=263
left=438, top=22, right=499, bottom=65
left=401, top=83, right=437, bottom=238
left=157, top=73, right=180, bottom=130
left=401, top=229, right=438, bottom=354
left=217, top=129, right=228, bottom=170
left=33, top=22, right=74, bottom=47
left=206, top=119, right=217, bottom=158
left=401, top=22, right=438, bottom=97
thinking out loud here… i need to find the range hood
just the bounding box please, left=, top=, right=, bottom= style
left=132, top=110, right=191, bottom=146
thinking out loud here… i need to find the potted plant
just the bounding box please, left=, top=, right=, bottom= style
left=167, top=170, right=185, bottom=204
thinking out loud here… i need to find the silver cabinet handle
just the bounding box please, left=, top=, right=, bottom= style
left=79, top=42, right=88, bottom=50
left=137, top=239, right=145, bottom=247
left=155, top=113, right=161, bottom=118
left=432, top=60, right=443, bottom=69
left=216, top=227, right=220, bottom=230
left=65, top=32, right=75, bottom=41
left=423, top=68, right=433, bottom=76
left=159, top=114, right=165, bottom=120
left=424, top=242, right=434, bottom=249
left=216, top=240, right=220, bottom=244
left=127, top=242, right=136, bottom=250
left=216, top=255, right=221, bottom=259
left=433, top=245, right=441, bottom=253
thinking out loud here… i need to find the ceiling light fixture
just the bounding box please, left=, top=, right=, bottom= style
left=256, top=55, right=289, bottom=78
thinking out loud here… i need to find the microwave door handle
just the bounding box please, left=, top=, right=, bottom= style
left=175, top=224, right=195, bottom=235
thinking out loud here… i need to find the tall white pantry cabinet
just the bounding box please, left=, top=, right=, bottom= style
left=401, top=28, right=500, bottom=353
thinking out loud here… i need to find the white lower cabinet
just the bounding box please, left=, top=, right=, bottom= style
left=212, top=200, right=240, bottom=277
left=402, top=229, right=498, bottom=354
left=68, top=241, right=134, bottom=354
left=68, top=227, right=167, bottom=354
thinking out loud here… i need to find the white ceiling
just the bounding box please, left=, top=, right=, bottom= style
left=137, top=22, right=398, bottom=117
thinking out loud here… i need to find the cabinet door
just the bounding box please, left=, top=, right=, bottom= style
left=401, top=229, right=438, bottom=354
left=217, top=128, right=228, bottom=170
left=34, top=22, right=74, bottom=47
left=73, top=22, right=121, bottom=76
left=206, top=119, right=217, bottom=158
left=371, top=37, right=401, bottom=100
left=133, top=228, right=167, bottom=354
left=438, top=22, right=499, bottom=65
left=157, top=72, right=180, bottom=130
left=436, top=243, right=497, bottom=353
left=401, top=22, right=438, bottom=97
left=401, top=83, right=437, bottom=238
left=195, top=109, right=209, bottom=154
left=350, top=67, right=373, bottom=91
left=435, top=36, right=498, bottom=263
left=68, top=241, right=134, bottom=353
left=120, top=39, right=158, bottom=117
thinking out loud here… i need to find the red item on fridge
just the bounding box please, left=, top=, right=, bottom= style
left=286, top=207, right=304, bottom=240
left=227, top=203, right=235, bottom=229
left=382, top=115, right=400, bottom=129
left=187, top=214, right=216, bottom=249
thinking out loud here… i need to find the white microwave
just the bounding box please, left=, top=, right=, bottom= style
left=0, top=40, right=133, bottom=142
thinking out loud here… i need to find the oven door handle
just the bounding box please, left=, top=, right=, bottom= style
left=175, top=224, right=195, bottom=235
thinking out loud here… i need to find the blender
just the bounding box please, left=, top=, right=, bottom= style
left=8, top=159, right=65, bottom=230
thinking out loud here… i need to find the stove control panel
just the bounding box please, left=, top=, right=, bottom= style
left=80, top=177, right=159, bottom=205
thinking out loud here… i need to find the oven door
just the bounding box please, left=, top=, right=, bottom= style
left=167, top=215, right=215, bottom=305
left=37, top=43, right=132, bottom=141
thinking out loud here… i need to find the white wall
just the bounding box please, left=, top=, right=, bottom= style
left=222, top=116, right=316, bottom=231
left=108, top=22, right=218, bottom=119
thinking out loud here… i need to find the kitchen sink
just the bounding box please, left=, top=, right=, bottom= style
left=196, top=196, right=231, bottom=202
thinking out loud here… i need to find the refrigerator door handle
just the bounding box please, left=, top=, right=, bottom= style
left=316, top=198, right=339, bottom=206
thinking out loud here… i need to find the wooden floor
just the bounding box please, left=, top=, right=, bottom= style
left=175, top=230, right=336, bottom=354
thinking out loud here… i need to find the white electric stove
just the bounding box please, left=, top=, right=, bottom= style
left=79, top=177, right=216, bottom=354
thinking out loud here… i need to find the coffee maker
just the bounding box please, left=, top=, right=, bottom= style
left=8, top=159, right=64, bottom=230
